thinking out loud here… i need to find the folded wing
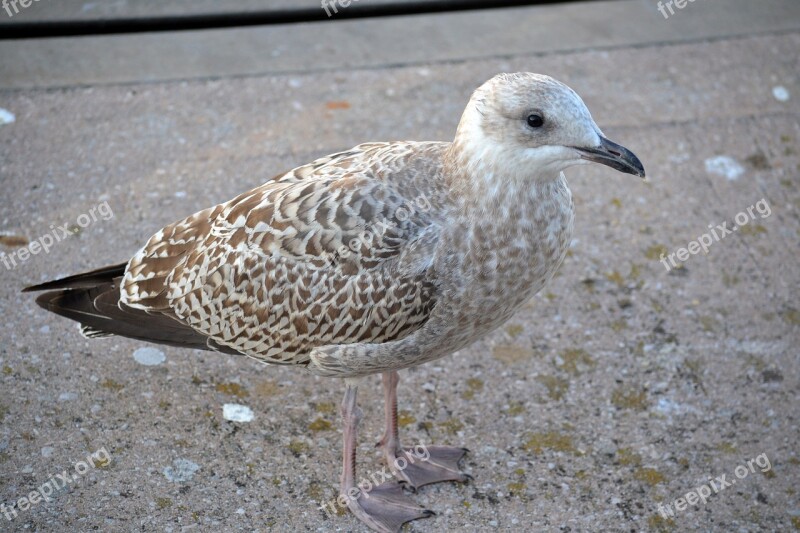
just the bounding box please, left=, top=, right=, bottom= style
left=120, top=142, right=444, bottom=364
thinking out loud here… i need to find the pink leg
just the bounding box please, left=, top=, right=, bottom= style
left=339, top=380, right=433, bottom=533
left=378, top=371, right=471, bottom=490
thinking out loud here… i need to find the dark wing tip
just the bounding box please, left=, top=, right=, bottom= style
left=23, top=262, right=128, bottom=293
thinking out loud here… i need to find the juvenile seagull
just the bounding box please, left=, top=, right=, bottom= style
left=25, top=73, right=644, bottom=532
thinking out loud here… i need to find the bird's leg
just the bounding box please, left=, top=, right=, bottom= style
left=378, top=371, right=471, bottom=490
left=339, top=379, right=433, bottom=533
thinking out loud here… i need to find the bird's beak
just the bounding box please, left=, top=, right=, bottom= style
left=574, top=136, right=646, bottom=178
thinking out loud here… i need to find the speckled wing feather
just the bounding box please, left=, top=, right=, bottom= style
left=121, top=142, right=447, bottom=364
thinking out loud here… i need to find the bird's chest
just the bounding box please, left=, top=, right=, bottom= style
left=441, top=182, right=574, bottom=337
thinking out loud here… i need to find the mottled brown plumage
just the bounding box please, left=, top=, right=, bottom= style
left=120, top=143, right=447, bottom=365
left=25, top=73, right=644, bottom=533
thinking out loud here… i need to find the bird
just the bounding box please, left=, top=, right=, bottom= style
left=24, top=72, right=644, bottom=533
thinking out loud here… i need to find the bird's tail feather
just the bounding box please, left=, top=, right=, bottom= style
left=24, top=264, right=239, bottom=354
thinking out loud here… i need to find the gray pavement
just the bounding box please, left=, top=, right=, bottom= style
left=0, top=1, right=799, bottom=532
left=2, top=0, right=800, bottom=90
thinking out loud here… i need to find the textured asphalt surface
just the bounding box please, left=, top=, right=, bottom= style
left=1, top=5, right=799, bottom=533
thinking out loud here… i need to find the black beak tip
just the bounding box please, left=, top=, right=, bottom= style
left=628, top=156, right=646, bottom=179
left=576, top=137, right=646, bottom=179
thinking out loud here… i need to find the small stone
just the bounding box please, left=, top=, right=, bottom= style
left=772, top=85, right=790, bottom=102
left=705, top=156, right=744, bottom=181
left=133, top=347, right=166, bottom=366
left=0, top=108, right=15, bottom=126
left=58, top=392, right=78, bottom=402
left=163, top=458, right=200, bottom=482
left=41, top=446, right=54, bottom=458
left=223, top=403, right=254, bottom=422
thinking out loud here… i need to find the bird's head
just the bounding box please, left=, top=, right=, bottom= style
left=453, top=72, right=645, bottom=181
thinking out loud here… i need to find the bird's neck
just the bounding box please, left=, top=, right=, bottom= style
left=436, top=137, right=575, bottom=342
left=443, top=135, right=570, bottom=214
left=441, top=105, right=575, bottom=274
left=442, top=132, right=574, bottom=259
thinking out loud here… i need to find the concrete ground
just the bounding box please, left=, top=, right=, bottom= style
left=1, top=1, right=799, bottom=532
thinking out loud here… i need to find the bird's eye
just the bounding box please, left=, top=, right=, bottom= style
left=527, top=114, right=544, bottom=128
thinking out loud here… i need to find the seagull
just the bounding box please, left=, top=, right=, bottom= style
left=24, top=73, right=644, bottom=532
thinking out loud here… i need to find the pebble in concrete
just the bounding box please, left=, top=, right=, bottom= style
left=133, top=347, right=166, bottom=366
left=704, top=155, right=745, bottom=180
left=0, top=108, right=14, bottom=126
left=772, top=85, right=790, bottom=102
left=163, top=458, right=200, bottom=482
left=222, top=403, right=254, bottom=422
